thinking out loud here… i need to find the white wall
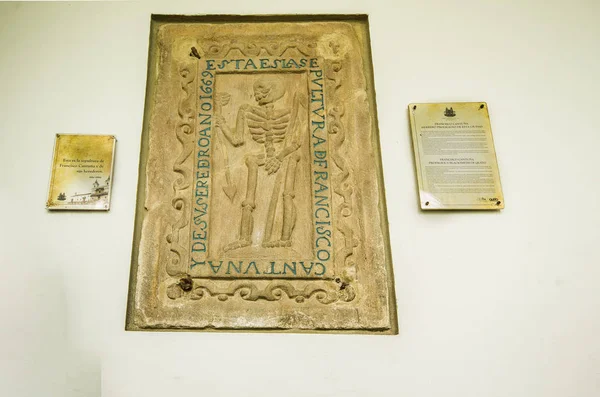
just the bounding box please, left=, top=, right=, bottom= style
left=1, top=1, right=598, bottom=396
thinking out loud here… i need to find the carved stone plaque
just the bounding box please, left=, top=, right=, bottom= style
left=126, top=15, right=397, bottom=333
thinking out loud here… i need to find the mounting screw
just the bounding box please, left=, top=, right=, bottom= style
left=425, top=201, right=430, bottom=206
left=190, top=46, right=201, bottom=59
left=412, top=105, right=417, bottom=110
left=496, top=201, right=502, bottom=206
left=480, top=104, right=485, bottom=109
left=179, top=276, right=193, bottom=292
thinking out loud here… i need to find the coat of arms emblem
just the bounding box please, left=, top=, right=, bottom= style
left=444, top=107, right=456, bottom=117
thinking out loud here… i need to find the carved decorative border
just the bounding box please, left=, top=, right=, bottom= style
left=167, top=278, right=355, bottom=303
left=202, top=39, right=317, bottom=58
left=164, top=40, right=358, bottom=304
left=166, top=65, right=196, bottom=277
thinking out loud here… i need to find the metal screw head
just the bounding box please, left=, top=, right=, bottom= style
left=179, top=277, right=193, bottom=292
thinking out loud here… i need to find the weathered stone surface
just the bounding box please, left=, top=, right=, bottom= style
left=126, top=15, right=397, bottom=333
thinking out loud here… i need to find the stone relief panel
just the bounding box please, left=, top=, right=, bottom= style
left=127, top=15, right=397, bottom=333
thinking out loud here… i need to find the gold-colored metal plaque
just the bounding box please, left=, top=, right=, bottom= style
left=409, top=102, right=504, bottom=210
left=126, top=15, right=397, bottom=333
left=46, top=134, right=116, bottom=211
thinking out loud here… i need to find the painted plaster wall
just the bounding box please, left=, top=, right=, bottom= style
left=0, top=1, right=598, bottom=396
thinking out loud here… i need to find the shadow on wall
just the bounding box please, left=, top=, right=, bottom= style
left=0, top=270, right=100, bottom=397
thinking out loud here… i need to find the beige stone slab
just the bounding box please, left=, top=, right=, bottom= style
left=126, top=14, right=397, bottom=334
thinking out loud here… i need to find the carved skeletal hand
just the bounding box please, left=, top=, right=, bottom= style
left=214, top=115, right=226, bottom=129
left=265, top=156, right=282, bottom=175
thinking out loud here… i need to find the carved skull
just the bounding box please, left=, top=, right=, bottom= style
left=253, top=76, right=285, bottom=105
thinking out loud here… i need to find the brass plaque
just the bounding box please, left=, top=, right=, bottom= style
left=408, top=102, right=504, bottom=210
left=46, top=134, right=116, bottom=211
left=126, top=15, right=397, bottom=333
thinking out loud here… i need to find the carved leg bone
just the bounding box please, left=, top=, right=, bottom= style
left=223, top=154, right=263, bottom=252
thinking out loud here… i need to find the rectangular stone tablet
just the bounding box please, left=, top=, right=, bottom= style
left=408, top=102, right=504, bottom=210
left=126, top=15, right=397, bottom=333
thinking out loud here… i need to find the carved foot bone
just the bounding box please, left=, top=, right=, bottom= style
left=223, top=239, right=252, bottom=252
left=262, top=240, right=292, bottom=248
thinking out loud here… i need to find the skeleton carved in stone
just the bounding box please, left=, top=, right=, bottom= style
left=215, top=76, right=303, bottom=252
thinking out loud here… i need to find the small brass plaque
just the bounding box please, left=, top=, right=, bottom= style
left=46, top=134, right=116, bottom=211
left=408, top=102, right=504, bottom=210
left=126, top=15, right=397, bottom=333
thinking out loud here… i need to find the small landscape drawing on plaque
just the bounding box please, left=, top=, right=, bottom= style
left=46, top=134, right=116, bottom=210
left=127, top=15, right=397, bottom=333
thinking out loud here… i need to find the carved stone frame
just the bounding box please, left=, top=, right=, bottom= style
left=127, top=15, right=397, bottom=333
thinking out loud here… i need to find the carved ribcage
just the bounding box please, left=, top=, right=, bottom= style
left=246, top=107, right=291, bottom=144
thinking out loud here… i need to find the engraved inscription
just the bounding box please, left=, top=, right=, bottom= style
left=188, top=58, right=334, bottom=280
